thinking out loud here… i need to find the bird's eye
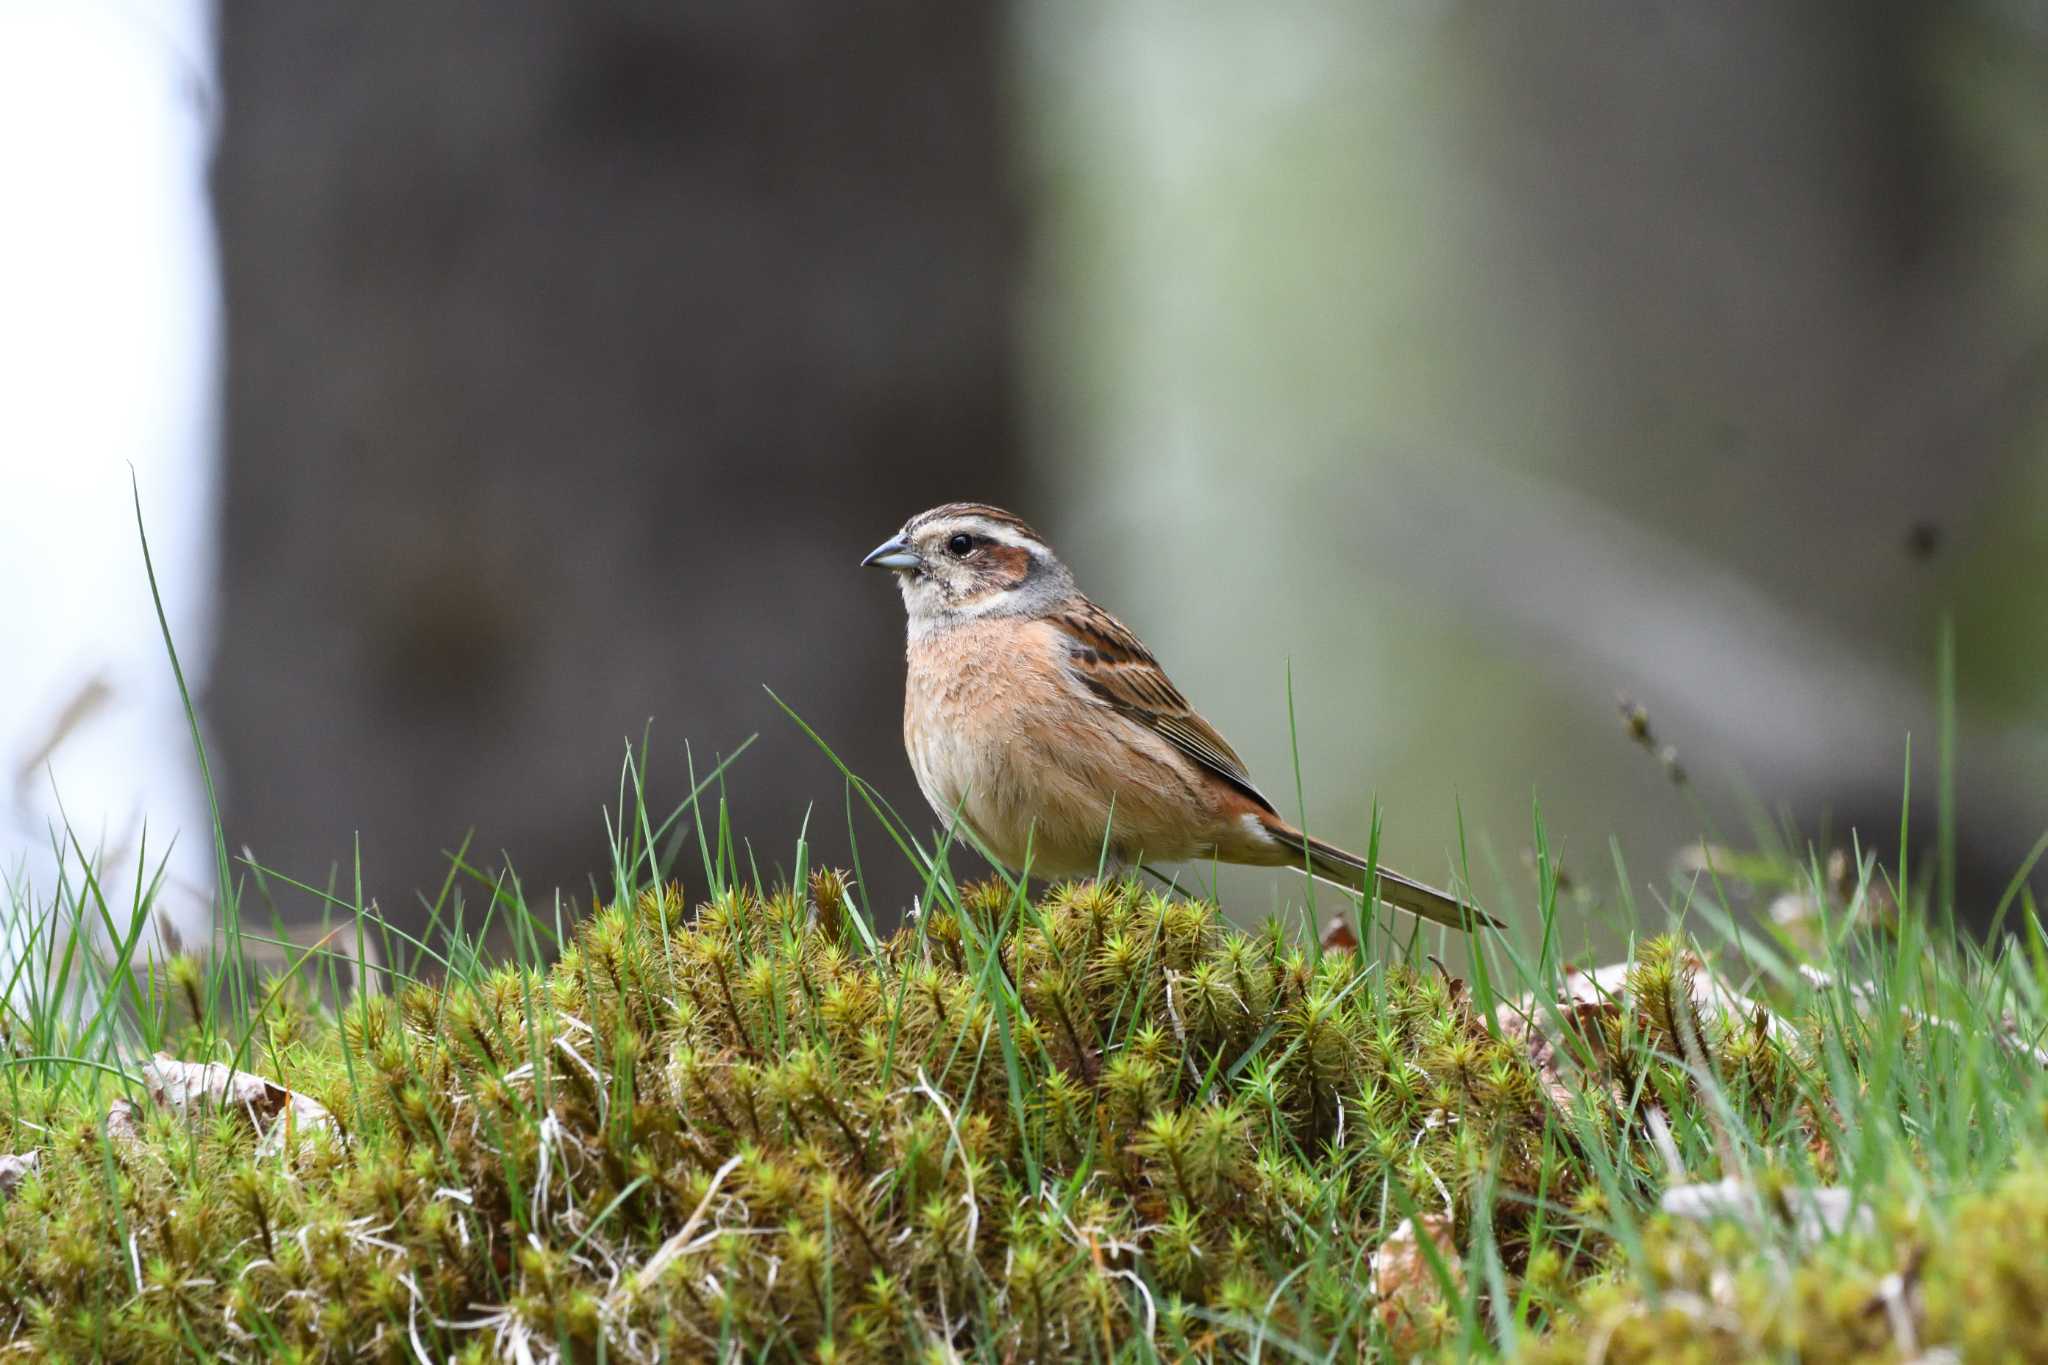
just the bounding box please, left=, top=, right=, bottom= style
left=946, top=533, right=976, bottom=557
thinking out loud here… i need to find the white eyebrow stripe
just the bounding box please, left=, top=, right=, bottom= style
left=936, top=517, right=1043, bottom=549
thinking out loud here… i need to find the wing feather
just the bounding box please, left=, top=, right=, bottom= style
left=1048, top=601, right=1275, bottom=814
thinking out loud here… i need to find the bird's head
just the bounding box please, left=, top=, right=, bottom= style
left=862, top=503, right=1074, bottom=633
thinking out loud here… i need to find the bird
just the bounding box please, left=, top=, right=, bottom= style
left=861, top=502, right=1495, bottom=931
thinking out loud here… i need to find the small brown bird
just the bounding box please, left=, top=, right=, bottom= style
left=863, top=503, right=1494, bottom=931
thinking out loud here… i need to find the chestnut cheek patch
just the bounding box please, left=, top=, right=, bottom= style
left=986, top=543, right=1034, bottom=588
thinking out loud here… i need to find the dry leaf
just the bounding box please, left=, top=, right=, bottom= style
left=1497, top=965, right=1631, bottom=1116
left=105, top=1098, right=144, bottom=1148
left=1661, top=1176, right=1873, bottom=1243
left=1425, top=955, right=1469, bottom=1008
left=1560, top=999, right=1623, bottom=1064
left=1546, top=955, right=1787, bottom=1041
left=1504, top=949, right=1793, bottom=1119
left=1371, top=1214, right=1462, bottom=1351
left=1557, top=960, right=1628, bottom=1006
left=1497, top=1010, right=1580, bottom=1117
left=139, top=1053, right=334, bottom=1159
left=0, top=1151, right=37, bottom=1195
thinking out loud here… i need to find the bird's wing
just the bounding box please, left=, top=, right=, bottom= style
left=1046, top=600, right=1276, bottom=814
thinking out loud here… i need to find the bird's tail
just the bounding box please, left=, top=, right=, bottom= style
left=1259, top=817, right=1499, bottom=932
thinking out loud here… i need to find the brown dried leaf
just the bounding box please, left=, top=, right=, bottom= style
left=105, top=1098, right=144, bottom=1148
left=0, top=1151, right=38, bottom=1195
left=1505, top=949, right=1796, bottom=1116
left=139, top=1053, right=334, bottom=1159
left=143, top=1054, right=289, bottom=1119
left=1528, top=962, right=1628, bottom=1066
left=1545, top=955, right=1788, bottom=1042
left=1426, top=955, right=1469, bottom=1008
left=1371, top=1214, right=1462, bottom=1352
left=1558, top=960, right=1629, bottom=1006
left=1661, top=1176, right=1873, bottom=1243
left=1693, top=974, right=1786, bottom=1040
left=1560, top=998, right=1623, bottom=1063
left=1498, top=1010, right=1579, bottom=1116
left=1502, top=995, right=1624, bottom=1118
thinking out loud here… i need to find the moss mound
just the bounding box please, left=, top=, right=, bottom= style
left=1, top=873, right=2042, bottom=1360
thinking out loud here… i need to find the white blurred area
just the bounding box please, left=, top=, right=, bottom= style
left=0, top=1, right=218, bottom=956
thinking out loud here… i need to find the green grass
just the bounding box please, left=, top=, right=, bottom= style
left=2, top=510, right=2045, bottom=1359
left=2, top=729, right=2045, bottom=1361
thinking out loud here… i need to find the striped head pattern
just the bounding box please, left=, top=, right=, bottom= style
left=862, top=503, right=1075, bottom=631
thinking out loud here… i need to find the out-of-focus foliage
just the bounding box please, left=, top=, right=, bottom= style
left=1024, top=2, right=2048, bottom=931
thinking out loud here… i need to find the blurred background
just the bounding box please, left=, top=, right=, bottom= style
left=5, top=1, right=2045, bottom=952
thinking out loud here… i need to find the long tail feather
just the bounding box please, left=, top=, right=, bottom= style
left=1260, top=818, right=1499, bottom=931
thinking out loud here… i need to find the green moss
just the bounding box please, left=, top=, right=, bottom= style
left=1526, top=1155, right=2048, bottom=1364
left=2, top=887, right=2043, bottom=1360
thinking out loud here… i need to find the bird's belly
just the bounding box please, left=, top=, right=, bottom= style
left=904, top=646, right=1214, bottom=878
left=905, top=714, right=1058, bottom=870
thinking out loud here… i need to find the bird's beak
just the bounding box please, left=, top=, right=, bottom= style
left=861, top=535, right=920, bottom=571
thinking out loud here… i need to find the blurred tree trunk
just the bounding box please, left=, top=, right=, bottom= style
left=212, top=4, right=1021, bottom=928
